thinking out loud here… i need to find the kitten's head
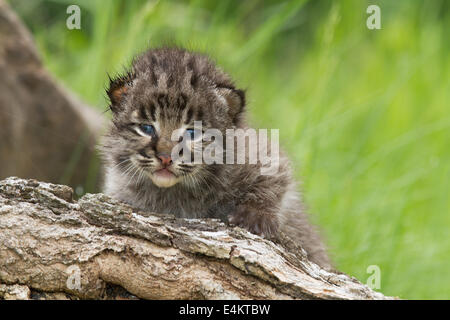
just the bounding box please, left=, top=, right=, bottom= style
left=101, top=48, right=246, bottom=189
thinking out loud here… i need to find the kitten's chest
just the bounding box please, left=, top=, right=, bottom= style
left=144, top=190, right=235, bottom=222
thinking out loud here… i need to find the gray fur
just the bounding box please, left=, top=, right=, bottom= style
left=99, top=47, right=331, bottom=268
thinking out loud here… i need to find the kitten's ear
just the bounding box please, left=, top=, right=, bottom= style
left=216, top=87, right=246, bottom=124
left=107, top=72, right=134, bottom=113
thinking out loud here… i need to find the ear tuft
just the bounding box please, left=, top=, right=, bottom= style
left=216, top=86, right=246, bottom=124
left=107, top=71, right=134, bottom=112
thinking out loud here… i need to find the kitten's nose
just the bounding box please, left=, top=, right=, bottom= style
left=156, top=153, right=173, bottom=167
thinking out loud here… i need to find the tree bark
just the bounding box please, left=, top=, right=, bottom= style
left=0, top=177, right=391, bottom=300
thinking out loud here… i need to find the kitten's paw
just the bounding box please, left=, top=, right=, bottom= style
left=228, top=204, right=279, bottom=239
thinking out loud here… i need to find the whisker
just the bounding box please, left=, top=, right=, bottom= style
left=138, top=159, right=154, bottom=163
left=178, top=163, right=193, bottom=168
left=111, top=158, right=131, bottom=171
left=125, top=165, right=141, bottom=188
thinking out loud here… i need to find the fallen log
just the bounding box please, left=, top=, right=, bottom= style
left=0, top=177, right=390, bottom=300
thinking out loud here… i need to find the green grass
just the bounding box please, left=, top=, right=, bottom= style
left=9, top=0, right=450, bottom=299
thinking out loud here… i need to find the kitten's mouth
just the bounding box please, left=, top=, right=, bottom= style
left=154, top=168, right=175, bottom=177
left=150, top=168, right=179, bottom=188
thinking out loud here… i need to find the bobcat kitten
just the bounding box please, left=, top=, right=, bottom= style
left=100, top=47, right=331, bottom=268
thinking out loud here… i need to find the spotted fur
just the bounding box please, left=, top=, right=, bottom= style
left=99, top=47, right=331, bottom=268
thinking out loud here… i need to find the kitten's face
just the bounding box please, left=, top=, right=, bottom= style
left=111, top=89, right=226, bottom=189
left=102, top=48, right=245, bottom=189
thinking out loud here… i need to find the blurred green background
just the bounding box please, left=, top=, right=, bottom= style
left=9, top=0, right=449, bottom=299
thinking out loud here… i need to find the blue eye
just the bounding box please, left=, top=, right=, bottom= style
left=140, top=124, right=155, bottom=136
left=185, top=128, right=195, bottom=140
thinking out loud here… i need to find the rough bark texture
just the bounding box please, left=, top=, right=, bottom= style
left=0, top=177, right=391, bottom=300
left=0, top=0, right=104, bottom=192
